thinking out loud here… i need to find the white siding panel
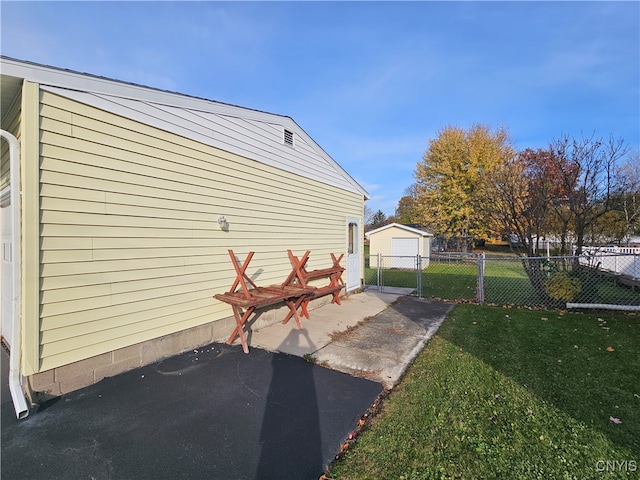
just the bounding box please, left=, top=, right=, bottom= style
left=41, top=85, right=363, bottom=195
left=37, top=90, right=364, bottom=369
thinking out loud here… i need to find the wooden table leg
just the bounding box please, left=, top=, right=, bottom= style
left=281, top=250, right=311, bottom=288
left=331, top=288, right=342, bottom=304
left=226, top=305, right=255, bottom=354
left=300, top=297, right=311, bottom=318
left=286, top=295, right=311, bottom=320
left=228, top=250, right=258, bottom=300
left=282, top=299, right=304, bottom=329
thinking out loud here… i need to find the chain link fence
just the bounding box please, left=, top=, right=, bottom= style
left=365, top=254, right=421, bottom=295
left=364, top=252, right=640, bottom=311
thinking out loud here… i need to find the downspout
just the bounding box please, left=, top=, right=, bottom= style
left=1, top=129, right=30, bottom=419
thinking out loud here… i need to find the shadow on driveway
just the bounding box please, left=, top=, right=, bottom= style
left=1, top=342, right=381, bottom=480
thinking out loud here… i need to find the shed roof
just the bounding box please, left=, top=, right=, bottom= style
left=0, top=56, right=369, bottom=199
left=365, top=223, right=433, bottom=238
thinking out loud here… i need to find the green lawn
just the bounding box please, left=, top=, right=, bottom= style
left=366, top=257, right=640, bottom=308
left=483, top=258, right=538, bottom=306
left=422, top=262, right=477, bottom=300
left=329, top=305, right=640, bottom=479
left=364, top=261, right=478, bottom=301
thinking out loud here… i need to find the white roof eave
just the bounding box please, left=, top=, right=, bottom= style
left=1, top=56, right=369, bottom=199
left=365, top=223, right=433, bottom=238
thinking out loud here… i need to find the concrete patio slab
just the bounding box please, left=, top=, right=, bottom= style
left=313, top=296, right=454, bottom=388
left=238, top=290, right=405, bottom=357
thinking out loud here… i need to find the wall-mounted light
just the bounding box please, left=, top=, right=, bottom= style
left=217, top=216, right=229, bottom=231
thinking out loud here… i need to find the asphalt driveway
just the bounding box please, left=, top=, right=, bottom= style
left=1, top=342, right=381, bottom=480
left=2, top=294, right=453, bottom=479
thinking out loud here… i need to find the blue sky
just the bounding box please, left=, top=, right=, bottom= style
left=2, top=1, right=638, bottom=216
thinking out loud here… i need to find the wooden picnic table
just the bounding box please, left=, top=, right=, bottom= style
left=214, top=249, right=345, bottom=353
left=281, top=249, right=345, bottom=319
left=214, top=250, right=312, bottom=353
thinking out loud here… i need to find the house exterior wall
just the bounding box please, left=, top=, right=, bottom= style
left=422, top=236, right=432, bottom=258
left=22, top=89, right=363, bottom=392
left=368, top=226, right=398, bottom=265
left=1, top=86, right=21, bottom=190
left=41, top=85, right=363, bottom=197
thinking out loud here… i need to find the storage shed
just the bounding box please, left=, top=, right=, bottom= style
left=366, top=223, right=433, bottom=268
left=0, top=57, right=368, bottom=416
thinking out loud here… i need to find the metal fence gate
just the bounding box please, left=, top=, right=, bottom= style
left=364, top=254, right=422, bottom=296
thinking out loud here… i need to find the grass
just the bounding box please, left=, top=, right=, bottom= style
left=366, top=256, right=640, bottom=308
left=483, top=259, right=539, bottom=306
left=329, top=305, right=640, bottom=479
left=422, top=262, right=477, bottom=300
left=365, top=261, right=477, bottom=301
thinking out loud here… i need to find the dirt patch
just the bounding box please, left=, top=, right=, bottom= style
left=352, top=369, right=382, bottom=380
left=329, top=318, right=369, bottom=342
left=386, top=325, right=405, bottom=335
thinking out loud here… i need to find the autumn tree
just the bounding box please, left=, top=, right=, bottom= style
left=414, top=124, right=514, bottom=251
left=482, top=147, right=579, bottom=306
left=615, top=154, right=640, bottom=240
left=482, top=148, right=563, bottom=256
left=482, top=134, right=631, bottom=307
left=485, top=135, right=631, bottom=255
left=395, top=184, right=423, bottom=225
left=549, top=134, right=629, bottom=254
left=587, top=154, right=640, bottom=245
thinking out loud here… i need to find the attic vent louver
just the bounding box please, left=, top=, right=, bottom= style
left=284, top=129, right=294, bottom=146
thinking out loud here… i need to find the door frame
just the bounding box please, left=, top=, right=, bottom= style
left=346, top=217, right=361, bottom=291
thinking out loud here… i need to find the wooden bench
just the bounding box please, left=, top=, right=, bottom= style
left=214, top=250, right=314, bottom=353
left=281, top=250, right=345, bottom=319
left=214, top=249, right=345, bottom=353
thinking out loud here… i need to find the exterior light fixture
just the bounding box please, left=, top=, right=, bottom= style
left=217, top=216, right=229, bottom=231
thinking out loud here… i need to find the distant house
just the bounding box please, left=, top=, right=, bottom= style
left=365, top=223, right=433, bottom=268
left=626, top=236, right=640, bottom=247
left=0, top=56, right=368, bottom=414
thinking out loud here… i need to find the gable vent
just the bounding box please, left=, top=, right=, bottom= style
left=284, top=129, right=294, bottom=146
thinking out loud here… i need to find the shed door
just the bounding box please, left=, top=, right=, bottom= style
left=1, top=192, right=12, bottom=347
left=391, top=237, right=419, bottom=269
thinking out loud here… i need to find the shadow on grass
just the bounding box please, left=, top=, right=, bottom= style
left=438, top=304, right=640, bottom=458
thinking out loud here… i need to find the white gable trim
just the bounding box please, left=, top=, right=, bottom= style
left=2, top=56, right=369, bottom=198
left=366, top=223, right=433, bottom=238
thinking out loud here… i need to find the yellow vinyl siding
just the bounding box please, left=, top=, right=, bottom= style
left=369, top=227, right=398, bottom=257
left=37, top=90, right=363, bottom=371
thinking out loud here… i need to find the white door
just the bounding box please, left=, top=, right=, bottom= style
left=346, top=218, right=361, bottom=291
left=391, top=237, right=419, bottom=269
left=1, top=190, right=12, bottom=347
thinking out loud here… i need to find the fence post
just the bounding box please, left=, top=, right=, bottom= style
left=377, top=253, right=382, bottom=292
left=416, top=255, right=422, bottom=298
left=477, top=252, right=485, bottom=304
